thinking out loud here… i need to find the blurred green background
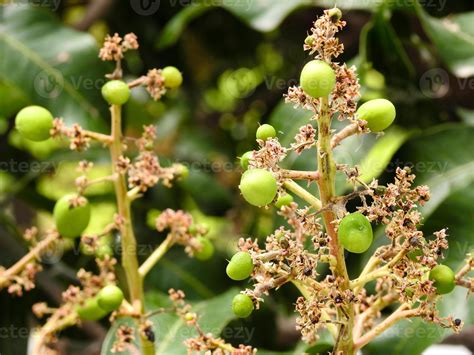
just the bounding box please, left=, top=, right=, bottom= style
left=0, top=0, right=473, bottom=354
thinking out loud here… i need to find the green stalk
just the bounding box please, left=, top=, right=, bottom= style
left=139, top=236, right=174, bottom=278
left=316, top=96, right=354, bottom=354
left=109, top=104, right=155, bottom=355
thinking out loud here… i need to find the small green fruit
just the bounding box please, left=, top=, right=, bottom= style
left=76, top=297, right=108, bottom=321
left=356, top=98, right=396, bottom=132
left=162, top=66, right=183, bottom=89
left=97, top=285, right=124, bottom=312
left=404, top=287, right=414, bottom=297
left=232, top=294, right=254, bottom=318
left=184, top=312, right=195, bottom=321
left=239, top=169, right=278, bottom=207
left=275, top=194, right=293, bottom=208
left=226, top=251, right=253, bottom=281
left=338, top=212, right=373, bottom=254
left=328, top=7, right=342, bottom=22
left=304, top=36, right=315, bottom=46
left=194, top=236, right=214, bottom=261
left=53, top=194, right=91, bottom=238
left=429, top=265, right=455, bottom=295
left=101, top=80, right=130, bottom=105
left=188, top=225, right=198, bottom=235
left=300, top=60, right=336, bottom=98
left=240, top=151, right=253, bottom=170
left=175, top=164, right=189, bottom=180
left=256, top=124, right=276, bottom=141
left=364, top=69, right=385, bottom=90
left=15, top=106, right=53, bottom=141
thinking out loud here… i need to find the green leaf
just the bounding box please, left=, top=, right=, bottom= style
left=416, top=7, right=474, bottom=77
left=157, top=4, right=210, bottom=49
left=160, top=258, right=215, bottom=298
left=101, top=288, right=239, bottom=355
left=219, top=0, right=308, bottom=32
left=0, top=80, right=29, bottom=117
left=158, top=0, right=388, bottom=48
left=268, top=101, right=312, bottom=148
left=0, top=5, right=108, bottom=130
left=358, top=126, right=412, bottom=183
left=365, top=8, right=416, bottom=79
left=404, top=125, right=474, bottom=219
left=181, top=170, right=233, bottom=215
left=220, top=0, right=388, bottom=31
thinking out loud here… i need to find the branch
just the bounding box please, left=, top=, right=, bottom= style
left=331, top=123, right=359, bottom=149
left=32, top=309, right=79, bottom=355
left=353, top=292, right=398, bottom=340
left=128, top=76, right=148, bottom=89
left=109, top=104, right=154, bottom=355
left=0, top=232, right=60, bottom=289
left=139, top=236, right=174, bottom=278
left=353, top=255, right=381, bottom=295
left=283, top=180, right=322, bottom=210
left=316, top=95, right=354, bottom=353
left=281, top=169, right=320, bottom=181
left=82, top=129, right=113, bottom=145
left=353, top=304, right=418, bottom=350
left=456, top=257, right=473, bottom=279
left=350, top=246, right=409, bottom=290
left=453, top=257, right=473, bottom=291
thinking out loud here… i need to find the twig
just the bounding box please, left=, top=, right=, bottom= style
left=331, top=123, right=359, bottom=149
left=283, top=180, right=322, bottom=210
left=353, top=292, right=398, bottom=339
left=128, top=76, right=148, bottom=89
left=350, top=246, right=409, bottom=290
left=353, top=304, right=418, bottom=350
left=82, top=130, right=113, bottom=145
left=0, top=232, right=60, bottom=289
left=139, top=235, right=174, bottom=278
left=32, top=310, right=79, bottom=355
left=281, top=169, right=321, bottom=181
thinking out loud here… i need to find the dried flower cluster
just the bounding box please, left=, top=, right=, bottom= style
left=232, top=8, right=474, bottom=354
left=0, top=33, right=223, bottom=355
left=32, top=256, right=117, bottom=353
left=168, top=289, right=256, bottom=355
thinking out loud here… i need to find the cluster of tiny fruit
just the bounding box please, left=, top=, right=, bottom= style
left=224, top=8, right=473, bottom=354
left=1, top=33, right=228, bottom=354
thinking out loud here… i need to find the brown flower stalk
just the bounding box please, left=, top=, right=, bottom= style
left=235, top=8, right=473, bottom=354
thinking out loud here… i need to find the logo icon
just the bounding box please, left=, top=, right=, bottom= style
left=34, top=70, right=64, bottom=99
left=130, top=0, right=160, bottom=16
left=419, top=68, right=449, bottom=98
left=39, top=240, right=64, bottom=265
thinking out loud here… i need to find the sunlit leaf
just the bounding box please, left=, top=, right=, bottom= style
left=416, top=7, right=474, bottom=77
left=0, top=5, right=108, bottom=130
